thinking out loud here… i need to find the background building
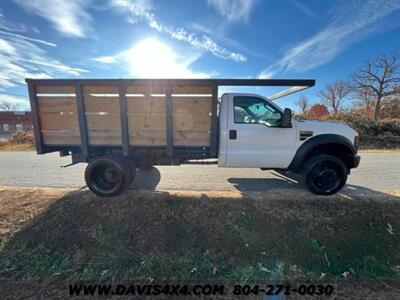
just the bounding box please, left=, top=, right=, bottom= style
left=0, top=111, right=32, bottom=141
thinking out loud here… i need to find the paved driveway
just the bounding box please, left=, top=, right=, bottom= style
left=0, top=151, right=398, bottom=193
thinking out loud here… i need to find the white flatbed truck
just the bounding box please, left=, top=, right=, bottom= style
left=26, top=78, right=360, bottom=196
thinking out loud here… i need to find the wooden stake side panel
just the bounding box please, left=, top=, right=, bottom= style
left=172, top=97, right=211, bottom=145
left=35, top=83, right=214, bottom=147
left=83, top=86, right=121, bottom=145
left=171, top=85, right=212, bottom=94
left=39, top=114, right=79, bottom=130
left=129, top=130, right=167, bottom=145
left=173, top=112, right=211, bottom=131
left=128, top=113, right=166, bottom=131
left=171, top=97, right=211, bottom=113
left=125, top=84, right=212, bottom=95
left=173, top=131, right=210, bottom=146
left=126, top=97, right=166, bottom=113
left=36, top=86, right=76, bottom=94
left=126, top=84, right=166, bottom=94
left=36, top=86, right=80, bottom=145
left=41, top=130, right=81, bottom=145
left=85, top=113, right=122, bottom=130
left=37, top=97, right=78, bottom=113
left=84, top=97, right=120, bottom=113
left=126, top=96, right=166, bottom=145
left=86, top=130, right=122, bottom=145
left=83, top=85, right=119, bottom=95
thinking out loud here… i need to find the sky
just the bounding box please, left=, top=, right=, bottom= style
left=1, top=0, right=400, bottom=111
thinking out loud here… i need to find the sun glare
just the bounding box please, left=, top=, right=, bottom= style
left=124, top=38, right=208, bottom=78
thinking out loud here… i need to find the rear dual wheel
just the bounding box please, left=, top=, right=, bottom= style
left=85, top=157, right=136, bottom=197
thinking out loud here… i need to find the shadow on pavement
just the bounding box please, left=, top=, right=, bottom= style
left=130, top=167, right=306, bottom=192
left=228, top=170, right=305, bottom=192
left=129, top=167, right=397, bottom=198
left=129, top=167, right=161, bottom=191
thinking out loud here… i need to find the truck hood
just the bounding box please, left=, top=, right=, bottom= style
left=294, top=119, right=358, bottom=145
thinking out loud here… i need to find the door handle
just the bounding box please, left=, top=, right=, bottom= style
left=229, top=130, right=237, bottom=140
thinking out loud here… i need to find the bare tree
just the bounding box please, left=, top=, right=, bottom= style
left=353, top=86, right=375, bottom=117
left=317, top=81, right=350, bottom=115
left=296, top=95, right=309, bottom=114
left=351, top=52, right=400, bottom=121
left=0, top=101, right=19, bottom=111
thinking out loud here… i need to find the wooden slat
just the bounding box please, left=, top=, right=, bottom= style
left=39, top=114, right=79, bottom=130
left=42, top=130, right=80, bottom=145
left=172, top=85, right=212, bottom=94
left=83, top=85, right=118, bottom=94
left=86, top=113, right=121, bottom=131
left=88, top=130, right=122, bottom=145
left=126, top=84, right=166, bottom=94
left=173, top=112, right=210, bottom=131
left=172, top=97, right=212, bottom=113
left=84, top=96, right=120, bottom=112
left=126, top=84, right=212, bottom=94
left=36, top=86, right=75, bottom=94
left=173, top=130, right=210, bottom=146
left=127, top=113, right=166, bottom=131
left=129, top=130, right=166, bottom=145
left=37, top=97, right=77, bottom=113
left=126, top=97, right=166, bottom=113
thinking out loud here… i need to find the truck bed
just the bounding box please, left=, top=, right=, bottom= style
left=27, top=79, right=219, bottom=159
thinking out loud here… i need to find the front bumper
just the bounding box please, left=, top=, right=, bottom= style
left=349, top=155, right=361, bottom=169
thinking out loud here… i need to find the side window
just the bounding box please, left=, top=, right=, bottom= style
left=234, top=96, right=282, bottom=127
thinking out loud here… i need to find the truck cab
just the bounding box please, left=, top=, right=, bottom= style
left=219, top=93, right=360, bottom=195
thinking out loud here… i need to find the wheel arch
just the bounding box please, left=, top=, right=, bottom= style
left=288, top=134, right=356, bottom=173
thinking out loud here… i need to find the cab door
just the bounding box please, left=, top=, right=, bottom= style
left=225, top=94, right=296, bottom=168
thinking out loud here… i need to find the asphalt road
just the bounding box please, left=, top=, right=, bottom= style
left=0, top=151, right=398, bottom=193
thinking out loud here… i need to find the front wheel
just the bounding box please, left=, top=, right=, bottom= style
left=303, top=154, right=348, bottom=195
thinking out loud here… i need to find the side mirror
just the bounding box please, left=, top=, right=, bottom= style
left=282, top=108, right=292, bottom=128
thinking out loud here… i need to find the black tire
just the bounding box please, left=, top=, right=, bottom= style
left=85, top=157, right=132, bottom=197
left=303, top=154, right=348, bottom=195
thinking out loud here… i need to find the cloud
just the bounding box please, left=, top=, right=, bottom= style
left=92, top=55, right=117, bottom=64
left=93, top=37, right=212, bottom=78
left=0, top=30, right=57, bottom=47
left=259, top=0, right=400, bottom=78
left=0, top=6, right=87, bottom=89
left=0, top=33, right=88, bottom=89
left=109, top=0, right=246, bottom=62
left=291, top=0, right=317, bottom=19
left=206, top=0, right=258, bottom=23
left=0, top=93, right=29, bottom=109
left=13, top=0, right=92, bottom=38
left=0, top=8, right=41, bottom=35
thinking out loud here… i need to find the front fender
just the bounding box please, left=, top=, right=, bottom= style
left=288, top=134, right=356, bottom=172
